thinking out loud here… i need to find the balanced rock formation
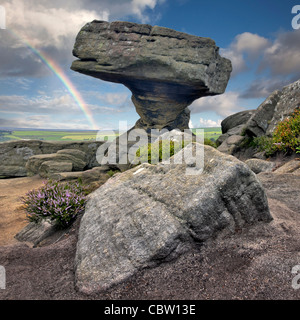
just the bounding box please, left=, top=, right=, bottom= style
left=75, top=143, right=272, bottom=294
left=217, top=79, right=300, bottom=157
left=71, top=20, right=232, bottom=132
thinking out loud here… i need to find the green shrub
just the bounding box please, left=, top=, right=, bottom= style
left=252, top=108, right=300, bottom=156
left=136, top=139, right=187, bottom=164
left=272, top=108, right=300, bottom=153
left=252, top=136, right=277, bottom=157
left=135, top=137, right=217, bottom=165
left=107, top=169, right=118, bottom=177
left=21, top=180, right=86, bottom=229
left=204, top=138, right=217, bottom=148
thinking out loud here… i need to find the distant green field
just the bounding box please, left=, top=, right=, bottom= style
left=0, top=130, right=117, bottom=142
left=192, top=127, right=222, bottom=141
left=0, top=128, right=222, bottom=142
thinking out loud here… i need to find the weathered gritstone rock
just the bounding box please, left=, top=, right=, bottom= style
left=39, top=161, right=73, bottom=178
left=50, top=166, right=111, bottom=184
left=245, top=159, right=276, bottom=174
left=0, top=140, right=104, bottom=178
left=71, top=20, right=232, bottom=132
left=217, top=79, right=300, bottom=157
left=221, top=110, right=255, bottom=135
left=56, top=149, right=87, bottom=162
left=75, top=143, right=272, bottom=294
left=26, top=153, right=87, bottom=176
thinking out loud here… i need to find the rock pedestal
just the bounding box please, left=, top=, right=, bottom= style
left=71, top=20, right=232, bottom=132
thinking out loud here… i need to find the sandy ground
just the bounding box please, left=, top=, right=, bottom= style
left=0, top=176, right=45, bottom=246
left=0, top=172, right=299, bottom=300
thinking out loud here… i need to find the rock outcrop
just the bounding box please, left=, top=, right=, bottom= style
left=75, top=143, right=271, bottom=294
left=26, top=149, right=87, bottom=176
left=217, top=79, right=300, bottom=157
left=71, top=20, right=232, bottom=132
left=0, top=140, right=104, bottom=178
left=220, top=109, right=255, bottom=135
left=216, top=110, right=255, bottom=147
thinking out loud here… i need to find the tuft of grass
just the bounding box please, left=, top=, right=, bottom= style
left=107, top=169, right=118, bottom=177
left=204, top=138, right=217, bottom=148
left=136, top=140, right=188, bottom=164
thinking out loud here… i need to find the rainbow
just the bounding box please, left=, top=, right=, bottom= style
left=7, top=29, right=99, bottom=130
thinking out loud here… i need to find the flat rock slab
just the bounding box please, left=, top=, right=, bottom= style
left=75, top=143, right=272, bottom=294
left=274, top=159, right=300, bottom=174
left=49, top=166, right=110, bottom=184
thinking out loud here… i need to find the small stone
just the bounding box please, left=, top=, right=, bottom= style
left=245, top=159, right=276, bottom=174
left=15, top=220, right=57, bottom=247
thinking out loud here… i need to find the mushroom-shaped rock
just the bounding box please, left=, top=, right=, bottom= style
left=71, top=20, right=232, bottom=131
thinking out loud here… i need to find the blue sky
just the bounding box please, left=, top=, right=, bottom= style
left=0, top=0, right=299, bottom=130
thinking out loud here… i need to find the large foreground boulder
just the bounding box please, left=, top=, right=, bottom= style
left=75, top=143, right=272, bottom=294
left=71, top=20, right=231, bottom=132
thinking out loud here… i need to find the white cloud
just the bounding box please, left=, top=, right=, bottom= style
left=0, top=92, right=128, bottom=115
left=3, top=0, right=107, bottom=49
left=0, top=0, right=164, bottom=77
left=240, top=77, right=295, bottom=99
left=198, top=118, right=222, bottom=127
left=222, top=29, right=300, bottom=83
left=221, top=32, right=270, bottom=76
left=189, top=91, right=243, bottom=118
left=233, top=32, right=270, bottom=57
left=3, top=0, right=163, bottom=49
left=131, top=0, right=157, bottom=22
left=220, top=47, right=247, bottom=76
left=258, top=29, right=300, bottom=76
left=87, top=91, right=130, bottom=106
left=0, top=115, right=92, bottom=130
left=235, top=29, right=300, bottom=99
left=0, top=94, right=78, bottom=114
